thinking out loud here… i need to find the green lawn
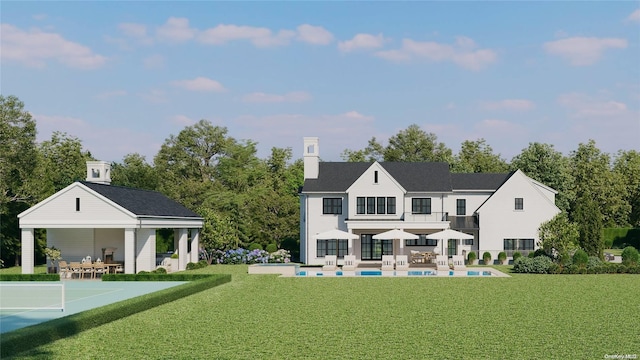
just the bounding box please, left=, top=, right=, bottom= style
left=4, top=265, right=639, bottom=359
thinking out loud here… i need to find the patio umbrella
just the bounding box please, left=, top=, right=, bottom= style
left=425, top=229, right=474, bottom=240
left=372, top=228, right=419, bottom=240
left=314, top=229, right=359, bottom=240
left=426, top=229, right=474, bottom=256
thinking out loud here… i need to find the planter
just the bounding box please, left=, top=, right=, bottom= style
left=170, top=258, right=179, bottom=271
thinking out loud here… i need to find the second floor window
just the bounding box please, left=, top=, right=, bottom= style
left=357, top=197, right=366, bottom=214
left=323, top=198, right=342, bottom=215
left=515, top=198, right=524, bottom=210
left=386, top=197, right=396, bottom=214
left=357, top=196, right=396, bottom=214
left=412, top=198, right=431, bottom=214
left=456, top=199, right=466, bottom=216
left=367, top=197, right=376, bottom=214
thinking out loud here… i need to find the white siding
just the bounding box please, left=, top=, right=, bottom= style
left=305, top=194, right=344, bottom=264
left=477, top=171, right=560, bottom=255
left=347, top=163, right=405, bottom=221
left=48, top=228, right=95, bottom=262
left=94, top=228, right=125, bottom=262
left=136, top=228, right=156, bottom=272
left=20, top=184, right=136, bottom=228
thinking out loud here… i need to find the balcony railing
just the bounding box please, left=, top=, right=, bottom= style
left=402, top=212, right=449, bottom=222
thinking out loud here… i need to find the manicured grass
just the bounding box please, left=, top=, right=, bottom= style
left=5, top=265, right=639, bottom=359
left=605, top=249, right=623, bottom=256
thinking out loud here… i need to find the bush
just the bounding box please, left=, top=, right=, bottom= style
left=152, top=267, right=167, bottom=274
left=170, top=253, right=179, bottom=259
left=467, top=251, right=476, bottom=263
left=533, top=249, right=547, bottom=258
left=528, top=252, right=535, bottom=258
left=572, top=249, right=589, bottom=268
left=587, top=256, right=602, bottom=271
left=0, top=274, right=60, bottom=281
left=248, top=243, right=263, bottom=251
left=186, top=261, right=209, bottom=270
left=265, top=243, right=278, bottom=253
left=513, top=256, right=553, bottom=274
left=198, top=260, right=208, bottom=268
left=621, top=246, right=639, bottom=265
left=482, top=252, right=492, bottom=265
left=498, top=251, right=507, bottom=263
left=512, top=252, right=522, bottom=262
left=559, top=252, right=572, bottom=266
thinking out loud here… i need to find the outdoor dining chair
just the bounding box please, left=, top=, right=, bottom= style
left=80, top=262, right=95, bottom=279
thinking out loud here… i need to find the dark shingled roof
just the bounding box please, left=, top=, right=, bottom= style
left=80, top=181, right=201, bottom=218
left=451, top=172, right=513, bottom=190
left=301, top=162, right=512, bottom=193
left=301, top=162, right=453, bottom=192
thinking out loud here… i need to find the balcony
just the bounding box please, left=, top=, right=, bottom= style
left=402, top=212, right=449, bottom=223
left=448, top=215, right=479, bottom=230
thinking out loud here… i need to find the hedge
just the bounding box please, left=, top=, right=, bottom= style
left=0, top=274, right=231, bottom=358
left=101, top=273, right=220, bottom=281
left=603, top=228, right=640, bottom=249
left=0, top=274, right=60, bottom=281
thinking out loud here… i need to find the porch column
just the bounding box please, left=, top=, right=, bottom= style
left=124, top=228, right=135, bottom=274
left=399, top=237, right=405, bottom=256
left=178, top=228, right=188, bottom=271
left=348, top=238, right=353, bottom=256
left=21, top=228, right=35, bottom=274
left=190, top=229, right=200, bottom=264
left=135, top=228, right=156, bottom=272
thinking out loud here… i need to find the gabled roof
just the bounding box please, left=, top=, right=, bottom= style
left=80, top=181, right=201, bottom=218
left=301, top=162, right=454, bottom=192
left=451, top=172, right=513, bottom=191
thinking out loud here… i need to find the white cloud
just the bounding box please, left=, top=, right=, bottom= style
left=118, top=22, right=153, bottom=45
left=95, top=90, right=128, bottom=100
left=296, top=24, right=334, bottom=45
left=0, top=24, right=107, bottom=69
left=156, top=17, right=197, bottom=43
left=242, top=91, right=311, bottom=103
left=138, top=89, right=168, bottom=103
left=481, top=99, right=536, bottom=111
left=171, top=77, right=227, bottom=92
left=143, top=54, right=165, bottom=69
left=543, top=37, right=627, bottom=66
left=341, top=111, right=373, bottom=121
left=374, top=37, right=497, bottom=70
left=32, top=114, right=88, bottom=131
left=558, top=92, right=628, bottom=118
left=171, top=115, right=195, bottom=126
left=198, top=24, right=295, bottom=47
left=338, top=33, right=386, bottom=52
left=626, top=9, right=640, bottom=22
left=32, top=14, right=47, bottom=21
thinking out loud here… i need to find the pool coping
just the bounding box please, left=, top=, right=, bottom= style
left=248, top=264, right=510, bottom=277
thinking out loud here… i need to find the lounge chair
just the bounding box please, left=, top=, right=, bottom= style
left=436, top=255, right=449, bottom=272
left=342, top=255, right=357, bottom=271
left=322, top=255, right=338, bottom=271
left=395, top=255, right=409, bottom=271
left=381, top=255, right=395, bottom=271
left=452, top=255, right=466, bottom=270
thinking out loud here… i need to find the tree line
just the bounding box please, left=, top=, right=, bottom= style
left=1, top=95, right=638, bottom=265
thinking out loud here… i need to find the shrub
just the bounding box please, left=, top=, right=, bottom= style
left=170, top=253, right=179, bottom=259
left=482, top=252, right=492, bottom=265
left=152, top=267, right=167, bottom=274
left=621, top=246, right=639, bottom=265
left=533, top=249, right=547, bottom=258
left=587, top=256, right=602, bottom=271
left=268, top=249, right=291, bottom=263
left=512, top=252, right=522, bottom=262
left=186, top=261, right=208, bottom=270
left=248, top=243, right=263, bottom=251
left=467, top=251, right=476, bottom=263
left=572, top=249, right=588, bottom=268
left=198, top=260, right=208, bottom=268
left=498, top=251, right=507, bottom=263
left=528, top=252, right=535, bottom=258
left=513, top=256, right=553, bottom=274
left=265, top=243, right=278, bottom=253
left=0, top=274, right=60, bottom=281
left=559, top=252, right=572, bottom=266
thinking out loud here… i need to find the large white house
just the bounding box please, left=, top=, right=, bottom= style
left=299, top=137, right=560, bottom=265
left=19, top=161, right=203, bottom=274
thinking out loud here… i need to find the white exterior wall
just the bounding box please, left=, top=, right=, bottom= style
left=444, top=192, right=492, bottom=216
left=304, top=194, right=345, bottom=265
left=347, top=163, right=405, bottom=221
left=477, top=171, right=560, bottom=257
left=94, top=228, right=125, bottom=261
left=48, top=228, right=95, bottom=262
left=19, top=184, right=136, bottom=228
left=135, top=228, right=156, bottom=272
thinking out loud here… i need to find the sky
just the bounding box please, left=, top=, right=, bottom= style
left=2, top=1, right=639, bottom=164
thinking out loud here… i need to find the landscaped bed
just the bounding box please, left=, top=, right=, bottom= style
left=3, top=264, right=639, bottom=359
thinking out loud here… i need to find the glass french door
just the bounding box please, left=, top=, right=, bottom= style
left=361, top=235, right=393, bottom=260
left=447, top=239, right=457, bottom=256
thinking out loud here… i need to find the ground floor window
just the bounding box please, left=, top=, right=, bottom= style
left=503, top=238, right=534, bottom=251
left=405, top=234, right=438, bottom=246
left=361, top=234, right=393, bottom=260
left=317, top=239, right=348, bottom=258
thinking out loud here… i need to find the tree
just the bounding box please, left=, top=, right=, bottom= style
left=510, top=142, right=574, bottom=212
left=569, top=140, right=630, bottom=227
left=341, top=124, right=453, bottom=163
left=38, top=132, right=93, bottom=193
left=198, top=207, right=239, bottom=254
left=573, top=193, right=604, bottom=258
left=452, top=139, right=509, bottom=173
left=0, top=95, right=39, bottom=266
left=538, top=213, right=579, bottom=259
left=110, top=153, right=158, bottom=190
left=613, top=150, right=640, bottom=227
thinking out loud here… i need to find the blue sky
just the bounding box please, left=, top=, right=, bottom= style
left=2, top=2, right=639, bottom=163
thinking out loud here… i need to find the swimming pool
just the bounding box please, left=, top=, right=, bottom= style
left=295, top=269, right=494, bottom=277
